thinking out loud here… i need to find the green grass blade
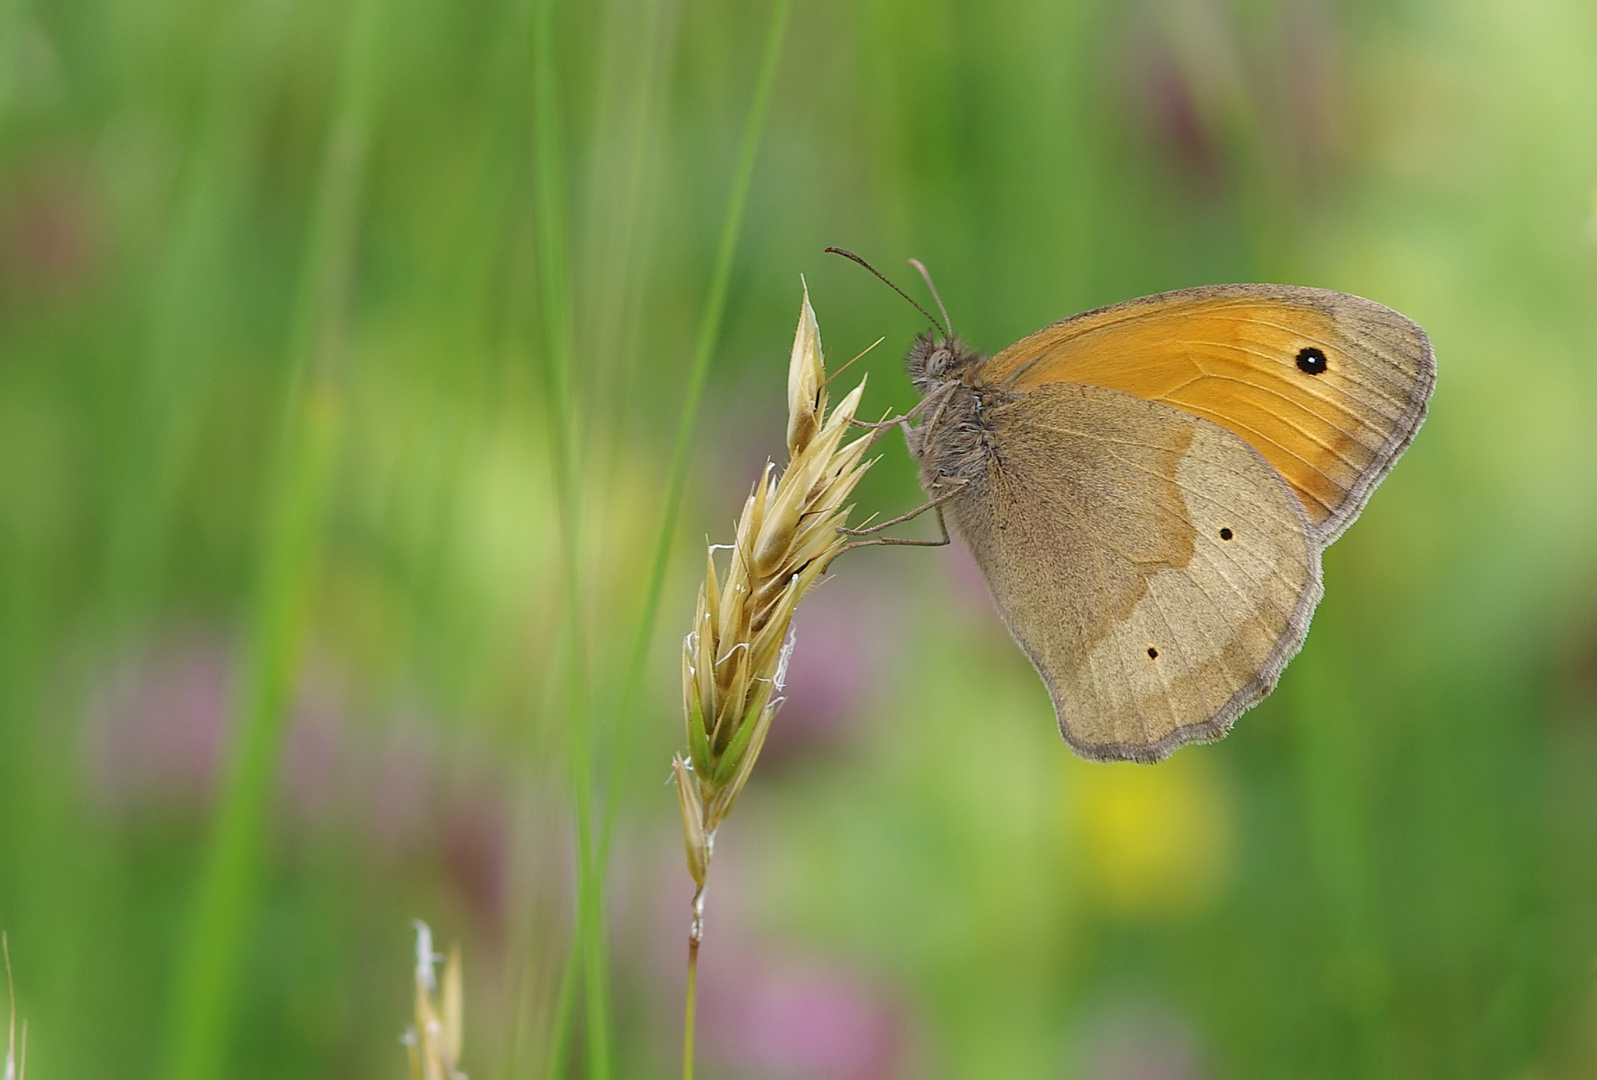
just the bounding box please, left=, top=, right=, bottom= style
left=529, top=0, right=611, bottom=1075
left=98, top=0, right=290, bottom=639
left=597, top=0, right=793, bottom=861
left=0, top=0, right=31, bottom=133
left=547, top=4, right=792, bottom=1070
left=540, top=928, right=581, bottom=1079
left=536, top=0, right=791, bottom=1070
left=157, top=0, right=387, bottom=1075
left=160, top=389, right=341, bottom=1080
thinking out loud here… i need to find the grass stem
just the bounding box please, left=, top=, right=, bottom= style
left=157, top=0, right=385, bottom=1075
left=539, top=0, right=791, bottom=1073
left=530, top=0, right=612, bottom=1074
left=597, top=0, right=792, bottom=866
left=682, top=915, right=700, bottom=1080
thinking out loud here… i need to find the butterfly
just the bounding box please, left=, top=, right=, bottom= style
left=836, top=253, right=1435, bottom=763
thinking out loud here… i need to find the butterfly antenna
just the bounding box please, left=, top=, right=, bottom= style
left=907, top=258, right=952, bottom=336
left=824, top=247, right=948, bottom=339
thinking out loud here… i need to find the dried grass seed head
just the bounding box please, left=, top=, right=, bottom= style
left=678, top=285, right=875, bottom=857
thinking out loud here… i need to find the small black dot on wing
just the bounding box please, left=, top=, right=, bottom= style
left=1296, top=347, right=1328, bottom=375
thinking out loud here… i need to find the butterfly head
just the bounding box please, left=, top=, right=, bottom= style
left=906, top=330, right=982, bottom=392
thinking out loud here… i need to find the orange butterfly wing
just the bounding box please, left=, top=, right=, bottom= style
left=976, top=285, right=1435, bottom=544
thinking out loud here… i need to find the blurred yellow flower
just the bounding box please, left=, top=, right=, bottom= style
left=1062, top=752, right=1236, bottom=919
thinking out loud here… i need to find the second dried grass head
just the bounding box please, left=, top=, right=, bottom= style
left=403, top=921, right=463, bottom=1080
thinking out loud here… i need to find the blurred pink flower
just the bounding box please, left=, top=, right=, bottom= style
left=81, top=630, right=515, bottom=936
left=625, top=827, right=913, bottom=1079
left=700, top=955, right=906, bottom=1080
left=440, top=783, right=511, bottom=930
left=1116, top=2, right=1344, bottom=197
left=763, top=578, right=898, bottom=762
left=278, top=669, right=348, bottom=822
left=86, top=633, right=231, bottom=809
left=364, top=721, right=437, bottom=851
left=0, top=148, right=103, bottom=298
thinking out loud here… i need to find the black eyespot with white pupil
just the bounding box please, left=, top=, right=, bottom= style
left=1296, top=347, right=1328, bottom=375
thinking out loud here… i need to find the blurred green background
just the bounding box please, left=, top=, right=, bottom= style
left=1, top=0, right=1595, bottom=1076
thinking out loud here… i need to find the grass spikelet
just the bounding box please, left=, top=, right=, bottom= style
left=403, top=922, right=464, bottom=1080
left=674, top=285, right=875, bottom=1078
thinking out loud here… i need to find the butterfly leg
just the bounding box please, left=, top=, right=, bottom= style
left=834, top=481, right=962, bottom=553
left=836, top=506, right=951, bottom=555
left=848, top=397, right=931, bottom=432
left=838, top=485, right=959, bottom=536
left=847, top=381, right=955, bottom=435
left=848, top=412, right=915, bottom=431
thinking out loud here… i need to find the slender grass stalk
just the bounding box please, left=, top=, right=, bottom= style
left=578, top=0, right=676, bottom=406
left=673, top=287, right=876, bottom=1079
left=537, top=642, right=594, bottom=1080
left=529, top=0, right=612, bottom=1075
left=99, top=0, right=283, bottom=638
left=0, top=0, right=32, bottom=134
left=543, top=2, right=791, bottom=1073
left=158, top=0, right=386, bottom=1076
left=681, top=933, right=698, bottom=1080
left=598, top=0, right=793, bottom=870
left=539, top=0, right=788, bottom=1067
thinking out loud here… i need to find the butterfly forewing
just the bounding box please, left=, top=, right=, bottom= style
left=976, top=285, right=1435, bottom=544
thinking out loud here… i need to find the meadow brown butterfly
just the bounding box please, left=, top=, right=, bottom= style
left=835, top=253, right=1435, bottom=763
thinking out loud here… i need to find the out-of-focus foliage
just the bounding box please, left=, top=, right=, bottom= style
left=0, top=0, right=1594, bottom=1077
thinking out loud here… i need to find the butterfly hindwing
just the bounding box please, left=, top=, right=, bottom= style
left=943, top=382, right=1321, bottom=762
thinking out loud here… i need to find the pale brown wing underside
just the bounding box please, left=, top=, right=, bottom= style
left=945, top=382, right=1322, bottom=762
left=977, top=284, right=1435, bottom=544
